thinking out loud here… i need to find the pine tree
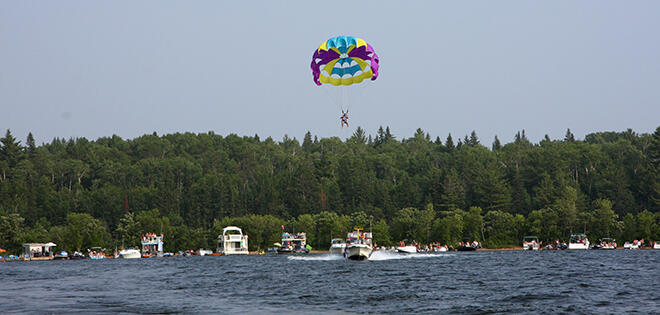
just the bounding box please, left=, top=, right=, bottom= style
left=469, top=130, right=480, bottom=147
left=445, top=133, right=454, bottom=151
left=492, top=135, right=502, bottom=151
left=564, top=128, right=576, bottom=142
left=26, top=132, right=36, bottom=158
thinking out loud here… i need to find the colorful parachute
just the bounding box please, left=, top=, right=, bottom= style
left=311, top=36, right=380, bottom=86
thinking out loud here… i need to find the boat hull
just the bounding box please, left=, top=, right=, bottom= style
left=396, top=246, right=417, bottom=254
left=119, top=250, right=141, bottom=259
left=329, top=245, right=345, bottom=255
left=567, top=242, right=589, bottom=250
left=345, top=245, right=372, bottom=261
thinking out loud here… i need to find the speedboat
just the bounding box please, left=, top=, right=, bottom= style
left=345, top=228, right=372, bottom=261
left=278, top=231, right=309, bottom=254
left=88, top=247, right=106, bottom=259
left=623, top=241, right=639, bottom=249
left=457, top=239, right=480, bottom=251
left=567, top=233, right=589, bottom=250
left=53, top=251, right=69, bottom=260
left=329, top=238, right=346, bottom=255
left=396, top=245, right=417, bottom=254
left=119, top=248, right=141, bottom=259
left=653, top=241, right=660, bottom=249
left=522, top=236, right=540, bottom=250
left=591, top=238, right=616, bottom=250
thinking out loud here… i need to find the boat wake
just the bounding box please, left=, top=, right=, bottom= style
left=287, top=254, right=344, bottom=261
left=368, top=250, right=454, bottom=261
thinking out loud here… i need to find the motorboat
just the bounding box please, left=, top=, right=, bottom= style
left=396, top=245, right=418, bottom=254
left=278, top=231, right=309, bottom=254
left=198, top=249, right=213, bottom=256
left=623, top=241, right=639, bottom=249
left=141, top=233, right=164, bottom=258
left=522, top=236, right=540, bottom=251
left=329, top=238, right=346, bottom=255
left=345, top=228, right=372, bottom=261
left=70, top=251, right=86, bottom=260
left=567, top=233, right=589, bottom=250
left=119, top=248, right=141, bottom=259
left=653, top=241, right=660, bottom=250
left=53, top=251, right=69, bottom=260
left=217, top=226, right=249, bottom=255
left=88, top=247, right=106, bottom=260
left=457, top=239, right=480, bottom=251
left=591, top=238, right=616, bottom=250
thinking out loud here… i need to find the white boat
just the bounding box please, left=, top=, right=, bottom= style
left=329, top=238, right=346, bottom=255
left=653, top=241, right=660, bottom=249
left=218, top=226, right=249, bottom=255
left=141, top=233, right=164, bottom=258
left=396, top=245, right=417, bottom=254
left=623, top=242, right=639, bottom=249
left=198, top=249, right=213, bottom=256
left=522, top=236, right=540, bottom=251
left=345, top=228, right=372, bottom=261
left=119, top=248, right=141, bottom=259
left=567, top=233, right=589, bottom=250
left=436, top=246, right=448, bottom=252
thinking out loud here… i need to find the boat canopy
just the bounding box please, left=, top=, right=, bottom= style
left=223, top=226, right=244, bottom=236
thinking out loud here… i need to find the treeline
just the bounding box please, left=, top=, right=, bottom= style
left=1, top=126, right=660, bottom=253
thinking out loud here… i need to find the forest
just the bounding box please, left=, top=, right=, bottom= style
left=1, top=126, right=660, bottom=254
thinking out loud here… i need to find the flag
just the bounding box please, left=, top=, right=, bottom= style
left=281, top=225, right=285, bottom=230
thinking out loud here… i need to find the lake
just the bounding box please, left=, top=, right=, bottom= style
left=1, top=250, right=658, bottom=314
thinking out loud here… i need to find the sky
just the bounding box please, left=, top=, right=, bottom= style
left=1, top=1, right=659, bottom=146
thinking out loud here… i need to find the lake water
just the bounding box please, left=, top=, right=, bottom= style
left=1, top=250, right=658, bottom=314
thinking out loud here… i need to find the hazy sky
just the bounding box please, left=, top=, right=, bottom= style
left=2, top=1, right=659, bottom=146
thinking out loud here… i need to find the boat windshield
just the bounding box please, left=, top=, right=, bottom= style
left=570, top=234, right=588, bottom=243
left=331, top=239, right=345, bottom=244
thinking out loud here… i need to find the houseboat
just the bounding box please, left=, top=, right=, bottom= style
left=141, top=233, right=164, bottom=258
left=217, top=226, right=249, bottom=255
left=567, top=233, right=589, bottom=250
left=345, top=228, right=373, bottom=260
left=22, top=243, right=57, bottom=261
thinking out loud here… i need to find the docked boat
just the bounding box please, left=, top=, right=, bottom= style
left=329, top=238, right=346, bottom=255
left=22, top=243, right=57, bottom=261
left=88, top=247, right=106, bottom=260
left=70, top=251, right=86, bottom=260
left=591, top=238, right=616, bottom=250
left=457, top=239, right=480, bottom=251
left=345, top=228, right=373, bottom=261
left=278, top=231, right=309, bottom=254
left=141, top=233, right=164, bottom=258
left=522, top=236, right=540, bottom=250
left=623, top=241, right=639, bottom=249
left=119, top=248, right=141, bottom=259
left=217, top=226, right=249, bottom=255
left=567, top=233, right=589, bottom=250
left=53, top=250, right=69, bottom=260
left=653, top=241, right=660, bottom=249
left=396, top=245, right=418, bottom=254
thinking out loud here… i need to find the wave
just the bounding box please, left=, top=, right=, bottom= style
left=287, top=251, right=454, bottom=261
left=287, top=254, right=344, bottom=261
left=368, top=250, right=454, bottom=261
